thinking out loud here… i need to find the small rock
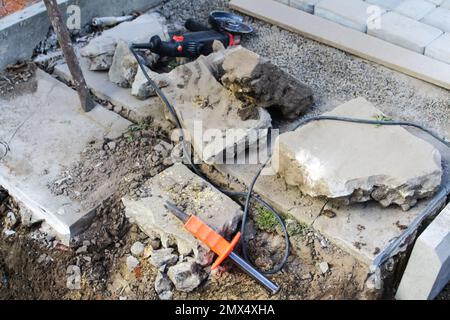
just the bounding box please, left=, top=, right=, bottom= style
left=318, top=262, right=330, bottom=274
left=131, top=65, right=170, bottom=100
left=76, top=245, right=88, bottom=254
left=130, top=241, right=145, bottom=257
left=149, top=248, right=178, bottom=268
left=3, top=229, right=16, bottom=237
left=107, top=141, right=117, bottom=151
left=108, top=40, right=138, bottom=88
left=126, top=255, right=140, bottom=271
left=167, top=259, right=205, bottom=292
left=154, top=271, right=173, bottom=300
left=5, top=211, right=18, bottom=229
left=37, top=254, right=48, bottom=264
left=301, top=273, right=312, bottom=280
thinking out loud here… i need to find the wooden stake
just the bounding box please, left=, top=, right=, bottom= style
left=43, top=0, right=95, bottom=112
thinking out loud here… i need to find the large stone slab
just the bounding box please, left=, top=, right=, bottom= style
left=368, top=12, right=443, bottom=53
left=53, top=58, right=168, bottom=127
left=421, top=7, right=450, bottom=33
left=425, top=33, right=450, bottom=64
left=393, top=0, right=436, bottom=20
left=80, top=12, right=169, bottom=71
left=122, top=164, right=243, bottom=266
left=315, top=0, right=385, bottom=32
left=272, top=97, right=442, bottom=211
left=0, top=70, right=131, bottom=243
left=396, top=202, right=450, bottom=300
left=161, top=56, right=272, bottom=164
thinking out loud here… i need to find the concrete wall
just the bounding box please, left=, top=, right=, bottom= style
left=0, top=0, right=163, bottom=70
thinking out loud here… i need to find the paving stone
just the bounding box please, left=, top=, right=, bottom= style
left=80, top=12, right=169, bottom=71
left=396, top=202, right=450, bottom=300
left=427, top=0, right=444, bottom=4
left=368, top=11, right=443, bottom=53
left=421, top=7, right=450, bottom=33
left=162, top=55, right=272, bottom=164
left=425, top=33, right=450, bottom=64
left=271, top=97, right=442, bottom=210
left=365, top=0, right=403, bottom=10
left=0, top=70, right=131, bottom=244
left=315, top=0, right=385, bottom=32
left=394, top=0, right=436, bottom=20
left=442, top=0, right=450, bottom=8
left=289, top=0, right=321, bottom=13
left=122, top=164, right=243, bottom=266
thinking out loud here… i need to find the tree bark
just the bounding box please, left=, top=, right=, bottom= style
left=43, top=0, right=95, bottom=112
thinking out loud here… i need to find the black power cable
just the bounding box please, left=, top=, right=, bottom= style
left=130, top=45, right=450, bottom=277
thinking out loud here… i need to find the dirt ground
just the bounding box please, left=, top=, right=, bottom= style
left=1, top=0, right=449, bottom=300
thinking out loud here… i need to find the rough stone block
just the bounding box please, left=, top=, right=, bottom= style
left=289, top=0, right=321, bottom=13
left=80, top=12, right=169, bottom=71
left=396, top=203, right=450, bottom=300
left=271, top=97, right=442, bottom=210
left=425, top=33, right=450, bottom=64
left=220, top=46, right=314, bottom=120
left=122, top=164, right=243, bottom=266
left=394, top=0, right=436, bottom=20
left=421, top=7, right=450, bottom=33
left=108, top=40, right=138, bottom=88
left=368, top=12, right=443, bottom=53
left=162, top=55, right=272, bottom=164
left=315, top=0, right=385, bottom=32
left=365, top=0, right=403, bottom=10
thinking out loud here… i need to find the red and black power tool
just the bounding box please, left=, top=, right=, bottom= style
left=131, top=11, right=253, bottom=58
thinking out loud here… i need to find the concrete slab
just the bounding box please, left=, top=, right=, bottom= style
left=315, top=0, right=384, bottom=32
left=368, top=12, right=443, bottom=53
left=365, top=0, right=403, bottom=10
left=425, top=33, right=450, bottom=64
left=0, top=70, right=131, bottom=243
left=442, top=0, right=450, bottom=8
left=396, top=202, right=450, bottom=300
left=53, top=58, right=168, bottom=127
left=421, top=7, right=450, bottom=33
left=394, top=0, right=436, bottom=20
left=122, top=164, right=243, bottom=266
left=0, top=0, right=163, bottom=70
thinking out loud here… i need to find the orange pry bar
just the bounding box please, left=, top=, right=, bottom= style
left=184, top=215, right=241, bottom=270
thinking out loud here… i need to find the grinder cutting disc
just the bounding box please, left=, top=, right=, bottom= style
left=209, top=10, right=253, bottom=34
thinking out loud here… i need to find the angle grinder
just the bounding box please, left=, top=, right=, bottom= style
left=131, top=11, right=253, bottom=58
